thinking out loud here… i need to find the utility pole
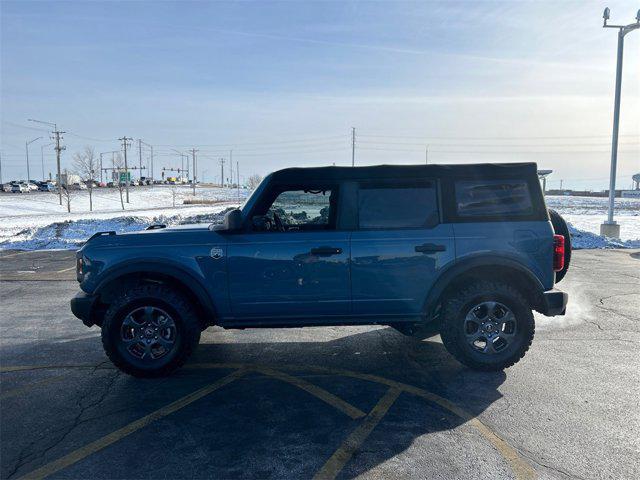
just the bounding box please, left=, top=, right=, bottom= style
left=25, top=136, right=42, bottom=181
left=54, top=131, right=65, bottom=205
left=220, top=158, right=225, bottom=187
left=0, top=152, right=3, bottom=185
left=190, top=148, right=198, bottom=195
left=425, top=145, right=429, bottom=165
left=351, top=127, right=356, bottom=167
left=29, top=119, right=66, bottom=205
left=138, top=139, right=143, bottom=179
left=600, top=7, right=640, bottom=238
left=236, top=160, right=240, bottom=202
left=119, top=136, right=133, bottom=203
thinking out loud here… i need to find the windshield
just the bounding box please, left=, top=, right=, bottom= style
left=239, top=174, right=271, bottom=214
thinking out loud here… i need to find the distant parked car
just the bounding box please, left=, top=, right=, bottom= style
left=38, top=182, right=57, bottom=192
left=71, top=182, right=87, bottom=190
left=2, top=183, right=12, bottom=192
left=26, top=182, right=38, bottom=191
left=107, top=181, right=116, bottom=188
left=11, top=183, right=29, bottom=193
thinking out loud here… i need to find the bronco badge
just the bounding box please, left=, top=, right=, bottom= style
left=210, top=247, right=224, bottom=259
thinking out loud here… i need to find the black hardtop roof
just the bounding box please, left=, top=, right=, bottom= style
left=270, top=162, right=538, bottom=183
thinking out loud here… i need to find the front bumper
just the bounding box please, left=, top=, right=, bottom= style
left=538, top=289, right=568, bottom=316
left=70, top=291, right=98, bottom=327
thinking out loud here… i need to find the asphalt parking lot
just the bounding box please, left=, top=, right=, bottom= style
left=1, top=249, right=639, bottom=480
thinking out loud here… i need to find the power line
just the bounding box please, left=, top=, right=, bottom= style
left=357, top=140, right=640, bottom=147
left=357, top=147, right=639, bottom=154
left=152, top=135, right=347, bottom=148
left=358, top=133, right=639, bottom=140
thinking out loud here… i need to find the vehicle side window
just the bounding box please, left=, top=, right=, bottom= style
left=267, top=189, right=336, bottom=230
left=358, top=185, right=438, bottom=229
left=455, top=179, right=533, bottom=217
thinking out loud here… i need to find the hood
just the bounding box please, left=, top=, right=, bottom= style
left=81, top=223, right=224, bottom=251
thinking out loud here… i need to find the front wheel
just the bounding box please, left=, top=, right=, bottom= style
left=101, top=285, right=201, bottom=377
left=440, top=281, right=534, bottom=371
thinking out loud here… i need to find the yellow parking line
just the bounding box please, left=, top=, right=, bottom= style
left=254, top=366, right=366, bottom=420
left=313, top=387, right=401, bottom=480
left=0, top=374, right=67, bottom=400
left=282, top=365, right=536, bottom=480
left=6, top=362, right=535, bottom=480
left=0, top=365, right=97, bottom=373
left=56, top=266, right=76, bottom=273
left=18, top=368, right=248, bottom=480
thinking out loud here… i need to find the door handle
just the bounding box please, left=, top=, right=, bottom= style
left=415, top=243, right=446, bottom=253
left=310, top=247, right=343, bottom=256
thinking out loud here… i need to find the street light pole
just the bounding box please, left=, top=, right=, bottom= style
left=25, top=136, right=42, bottom=182
left=41, top=143, right=54, bottom=180
left=600, top=7, right=640, bottom=239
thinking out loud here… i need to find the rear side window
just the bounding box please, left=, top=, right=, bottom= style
left=455, top=179, right=532, bottom=217
left=358, top=185, right=438, bottom=229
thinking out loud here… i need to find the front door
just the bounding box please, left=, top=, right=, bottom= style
left=227, top=188, right=350, bottom=320
left=350, top=180, right=455, bottom=317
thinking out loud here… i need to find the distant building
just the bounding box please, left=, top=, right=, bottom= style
left=57, top=173, right=81, bottom=185
left=621, top=173, right=640, bottom=197
left=621, top=190, right=640, bottom=198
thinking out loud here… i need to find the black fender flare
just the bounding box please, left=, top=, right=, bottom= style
left=423, top=254, right=545, bottom=314
left=93, top=260, right=217, bottom=320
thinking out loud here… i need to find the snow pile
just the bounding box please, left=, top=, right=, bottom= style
left=568, top=223, right=640, bottom=249
left=1, top=209, right=232, bottom=250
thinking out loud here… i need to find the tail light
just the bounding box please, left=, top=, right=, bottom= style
left=553, top=235, right=565, bottom=272
left=76, top=257, right=84, bottom=282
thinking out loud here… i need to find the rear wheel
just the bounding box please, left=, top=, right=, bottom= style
left=548, top=208, right=571, bottom=283
left=101, top=284, right=201, bottom=377
left=440, top=281, right=534, bottom=371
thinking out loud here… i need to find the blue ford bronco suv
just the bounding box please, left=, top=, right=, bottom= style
left=71, top=163, right=570, bottom=377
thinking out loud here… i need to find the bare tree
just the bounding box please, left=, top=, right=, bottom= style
left=60, top=168, right=72, bottom=213
left=247, top=174, right=263, bottom=191
left=74, top=146, right=98, bottom=212
left=112, top=153, right=126, bottom=210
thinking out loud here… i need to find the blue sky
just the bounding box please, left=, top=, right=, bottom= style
left=1, top=0, right=638, bottom=189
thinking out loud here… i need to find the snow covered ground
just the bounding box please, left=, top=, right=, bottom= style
left=0, top=187, right=638, bottom=250
left=0, top=185, right=246, bottom=250
left=545, top=195, right=640, bottom=248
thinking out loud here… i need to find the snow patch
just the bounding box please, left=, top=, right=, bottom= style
left=568, top=223, right=640, bottom=249
left=1, top=209, right=232, bottom=251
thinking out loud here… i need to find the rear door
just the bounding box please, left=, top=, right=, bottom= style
left=350, top=179, right=455, bottom=317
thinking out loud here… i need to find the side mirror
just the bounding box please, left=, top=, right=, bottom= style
left=222, top=209, right=243, bottom=231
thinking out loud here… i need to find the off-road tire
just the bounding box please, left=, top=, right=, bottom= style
left=101, top=284, right=201, bottom=377
left=548, top=208, right=571, bottom=283
left=440, top=281, right=534, bottom=371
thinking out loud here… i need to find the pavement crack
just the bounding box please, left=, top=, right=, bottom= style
left=585, top=320, right=604, bottom=331
left=594, top=303, right=637, bottom=323
left=5, top=369, right=120, bottom=479
left=514, top=446, right=586, bottom=480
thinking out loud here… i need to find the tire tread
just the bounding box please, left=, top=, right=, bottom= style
left=101, top=284, right=200, bottom=377
left=440, top=281, right=535, bottom=371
